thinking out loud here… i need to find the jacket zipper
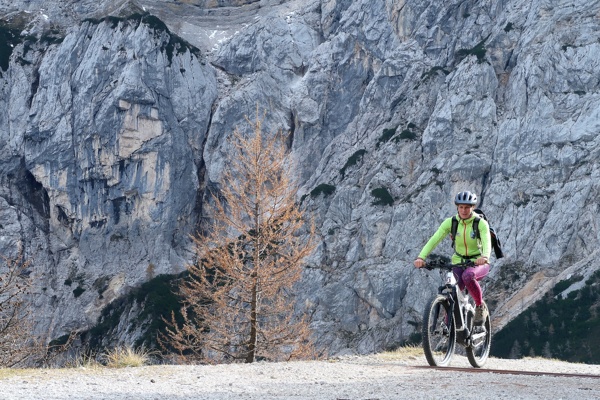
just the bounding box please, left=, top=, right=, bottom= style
left=462, top=220, right=468, bottom=257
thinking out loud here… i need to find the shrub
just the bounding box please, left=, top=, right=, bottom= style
left=102, top=346, right=151, bottom=368
left=340, top=149, right=367, bottom=177
left=398, top=129, right=417, bottom=140
left=377, top=127, right=397, bottom=147
left=73, top=286, right=85, bottom=298
left=456, top=37, right=489, bottom=64
left=310, top=183, right=336, bottom=198
left=371, top=187, right=394, bottom=206
left=390, top=123, right=418, bottom=142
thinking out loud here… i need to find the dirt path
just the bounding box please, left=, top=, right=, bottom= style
left=2, top=354, right=600, bottom=399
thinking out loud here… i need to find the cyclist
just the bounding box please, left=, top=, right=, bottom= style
left=413, top=191, right=491, bottom=325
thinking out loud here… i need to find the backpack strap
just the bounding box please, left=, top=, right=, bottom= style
left=472, top=216, right=481, bottom=240
left=450, top=216, right=458, bottom=250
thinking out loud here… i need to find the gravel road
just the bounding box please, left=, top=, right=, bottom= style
left=2, top=353, right=599, bottom=399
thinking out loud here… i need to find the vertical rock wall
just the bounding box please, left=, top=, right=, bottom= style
left=1, top=0, right=600, bottom=354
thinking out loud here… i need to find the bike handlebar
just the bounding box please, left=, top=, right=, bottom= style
left=423, top=259, right=475, bottom=271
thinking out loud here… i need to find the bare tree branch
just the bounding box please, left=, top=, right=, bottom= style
left=0, top=248, right=41, bottom=367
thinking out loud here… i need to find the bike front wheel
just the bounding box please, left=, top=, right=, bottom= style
left=422, top=294, right=456, bottom=367
left=466, top=306, right=492, bottom=368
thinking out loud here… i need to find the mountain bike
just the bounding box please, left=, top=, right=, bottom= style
left=421, top=259, right=492, bottom=368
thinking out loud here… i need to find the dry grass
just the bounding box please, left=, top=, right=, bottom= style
left=64, top=353, right=104, bottom=370
left=0, top=346, right=152, bottom=377
left=376, top=344, right=424, bottom=361
left=102, top=346, right=151, bottom=368
left=0, top=368, right=25, bottom=379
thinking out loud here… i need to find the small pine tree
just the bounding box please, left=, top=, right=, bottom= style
left=163, top=109, right=317, bottom=363
left=542, top=341, right=552, bottom=359
left=508, top=340, right=522, bottom=359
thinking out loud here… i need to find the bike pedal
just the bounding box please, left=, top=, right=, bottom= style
left=472, top=326, right=486, bottom=334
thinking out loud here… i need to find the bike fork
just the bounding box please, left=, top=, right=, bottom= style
left=432, top=296, right=454, bottom=335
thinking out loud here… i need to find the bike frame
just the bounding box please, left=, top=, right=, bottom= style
left=437, top=269, right=475, bottom=346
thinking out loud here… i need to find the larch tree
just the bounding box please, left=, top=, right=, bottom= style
left=164, top=111, right=317, bottom=363
left=0, top=249, right=36, bottom=367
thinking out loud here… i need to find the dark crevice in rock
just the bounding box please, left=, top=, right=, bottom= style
left=287, top=109, right=295, bottom=150
left=192, top=105, right=214, bottom=236
left=27, top=68, right=40, bottom=109
left=15, top=160, right=51, bottom=229
left=55, top=204, right=74, bottom=228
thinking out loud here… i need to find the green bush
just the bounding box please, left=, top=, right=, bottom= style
left=340, top=149, right=367, bottom=177
left=371, top=187, right=394, bottom=206
left=456, top=37, right=488, bottom=64
left=397, top=129, right=417, bottom=140
left=310, top=183, right=336, bottom=198
left=377, top=127, right=397, bottom=146
left=390, top=123, right=418, bottom=142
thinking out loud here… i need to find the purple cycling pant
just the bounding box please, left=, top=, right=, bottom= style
left=452, top=264, right=490, bottom=306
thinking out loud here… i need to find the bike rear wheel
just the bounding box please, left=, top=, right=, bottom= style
left=422, top=295, right=456, bottom=367
left=466, top=306, right=492, bottom=368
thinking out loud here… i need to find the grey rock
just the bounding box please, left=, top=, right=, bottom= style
left=1, top=0, right=599, bottom=355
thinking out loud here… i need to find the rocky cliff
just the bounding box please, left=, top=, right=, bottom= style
left=1, top=0, right=599, bottom=355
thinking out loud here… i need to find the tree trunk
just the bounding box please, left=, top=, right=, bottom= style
left=246, top=275, right=258, bottom=363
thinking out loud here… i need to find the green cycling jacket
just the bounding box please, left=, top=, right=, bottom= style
left=418, top=213, right=492, bottom=264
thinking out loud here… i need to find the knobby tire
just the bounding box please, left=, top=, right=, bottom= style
left=466, top=306, right=492, bottom=368
left=422, top=295, right=456, bottom=367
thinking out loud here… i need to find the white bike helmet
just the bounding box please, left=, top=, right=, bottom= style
left=454, top=191, right=478, bottom=205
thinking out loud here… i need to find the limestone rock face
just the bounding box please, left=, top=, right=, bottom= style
left=1, top=10, right=217, bottom=335
left=1, top=0, right=599, bottom=354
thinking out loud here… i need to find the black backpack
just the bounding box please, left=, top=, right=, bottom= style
left=450, top=208, right=504, bottom=259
